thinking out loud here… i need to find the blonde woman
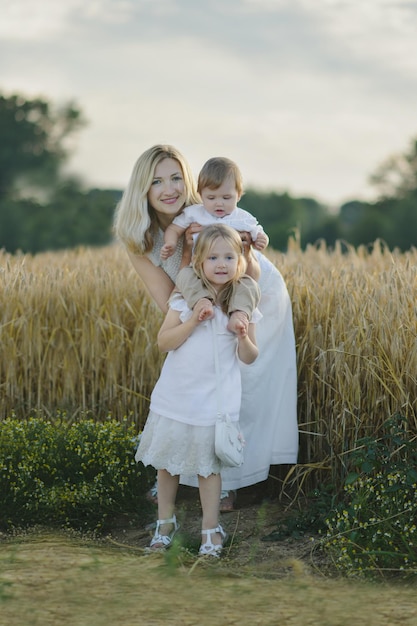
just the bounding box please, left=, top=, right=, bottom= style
left=114, top=144, right=299, bottom=512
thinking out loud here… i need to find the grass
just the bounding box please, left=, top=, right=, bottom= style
left=1, top=530, right=417, bottom=626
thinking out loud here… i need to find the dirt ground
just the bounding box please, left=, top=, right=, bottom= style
left=107, top=481, right=331, bottom=579
left=4, top=486, right=417, bottom=626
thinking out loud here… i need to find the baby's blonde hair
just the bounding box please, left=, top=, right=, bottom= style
left=192, top=224, right=247, bottom=314
left=114, top=144, right=200, bottom=254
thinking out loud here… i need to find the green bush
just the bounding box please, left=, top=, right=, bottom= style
left=262, top=483, right=337, bottom=542
left=0, top=416, right=154, bottom=531
left=324, top=415, right=417, bottom=579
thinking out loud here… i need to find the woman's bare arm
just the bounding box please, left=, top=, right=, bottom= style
left=244, top=250, right=261, bottom=282
left=127, top=250, right=174, bottom=314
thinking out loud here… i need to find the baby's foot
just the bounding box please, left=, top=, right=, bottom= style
left=227, top=310, right=249, bottom=334
left=196, top=298, right=214, bottom=321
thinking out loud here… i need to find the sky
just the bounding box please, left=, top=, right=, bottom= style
left=2, top=0, right=417, bottom=207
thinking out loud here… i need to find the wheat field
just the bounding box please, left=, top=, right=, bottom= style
left=1, top=240, right=416, bottom=483
left=0, top=245, right=164, bottom=424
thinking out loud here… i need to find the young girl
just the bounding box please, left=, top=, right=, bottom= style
left=135, top=224, right=259, bottom=556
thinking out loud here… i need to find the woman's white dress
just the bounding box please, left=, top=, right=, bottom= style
left=147, top=230, right=299, bottom=489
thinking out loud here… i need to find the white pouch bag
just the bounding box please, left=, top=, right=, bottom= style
left=211, top=317, right=245, bottom=467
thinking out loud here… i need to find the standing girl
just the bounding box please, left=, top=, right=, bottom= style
left=135, top=224, right=259, bottom=555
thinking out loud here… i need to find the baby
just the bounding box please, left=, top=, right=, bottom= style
left=164, top=157, right=268, bottom=334
left=161, top=157, right=268, bottom=260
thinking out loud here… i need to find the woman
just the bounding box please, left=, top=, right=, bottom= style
left=114, top=144, right=299, bottom=510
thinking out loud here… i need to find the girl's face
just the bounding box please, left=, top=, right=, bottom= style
left=200, top=177, right=240, bottom=218
left=202, top=236, right=239, bottom=289
left=147, top=158, right=186, bottom=224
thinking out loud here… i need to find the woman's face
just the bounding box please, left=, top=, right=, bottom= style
left=147, top=158, right=186, bottom=222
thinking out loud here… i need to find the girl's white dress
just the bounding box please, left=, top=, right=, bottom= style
left=135, top=297, right=256, bottom=477
left=146, top=230, right=299, bottom=488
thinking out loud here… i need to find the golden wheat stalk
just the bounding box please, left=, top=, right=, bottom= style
left=1, top=240, right=416, bottom=488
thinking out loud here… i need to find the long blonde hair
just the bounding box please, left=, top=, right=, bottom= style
left=113, top=144, right=200, bottom=254
left=192, top=224, right=247, bottom=314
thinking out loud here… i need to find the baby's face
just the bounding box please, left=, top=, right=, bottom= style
left=200, top=179, right=239, bottom=219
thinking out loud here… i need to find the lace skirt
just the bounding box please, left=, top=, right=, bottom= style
left=135, top=411, right=223, bottom=477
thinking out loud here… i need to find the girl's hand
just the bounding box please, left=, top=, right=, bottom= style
left=235, top=317, right=249, bottom=339
left=227, top=311, right=249, bottom=334
left=192, top=298, right=214, bottom=323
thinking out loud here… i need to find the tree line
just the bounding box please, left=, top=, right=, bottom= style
left=1, top=92, right=416, bottom=254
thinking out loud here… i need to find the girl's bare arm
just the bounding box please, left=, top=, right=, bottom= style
left=157, top=301, right=207, bottom=352
left=237, top=322, right=258, bottom=364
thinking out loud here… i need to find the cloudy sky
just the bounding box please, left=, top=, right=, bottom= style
left=2, top=0, right=417, bottom=206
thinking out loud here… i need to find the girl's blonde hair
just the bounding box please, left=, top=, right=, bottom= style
left=113, top=144, right=200, bottom=254
left=192, top=224, right=247, bottom=314
left=197, top=157, right=243, bottom=196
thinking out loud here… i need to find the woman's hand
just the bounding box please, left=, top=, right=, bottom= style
left=239, top=231, right=253, bottom=259
left=184, top=222, right=202, bottom=247
left=182, top=222, right=203, bottom=267
left=239, top=231, right=260, bottom=281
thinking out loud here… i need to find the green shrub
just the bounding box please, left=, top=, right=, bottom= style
left=323, top=415, right=417, bottom=579
left=0, top=416, right=154, bottom=531
left=262, top=483, right=337, bottom=542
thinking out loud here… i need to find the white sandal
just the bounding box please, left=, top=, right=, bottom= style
left=199, top=524, right=228, bottom=557
left=148, top=515, right=180, bottom=551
